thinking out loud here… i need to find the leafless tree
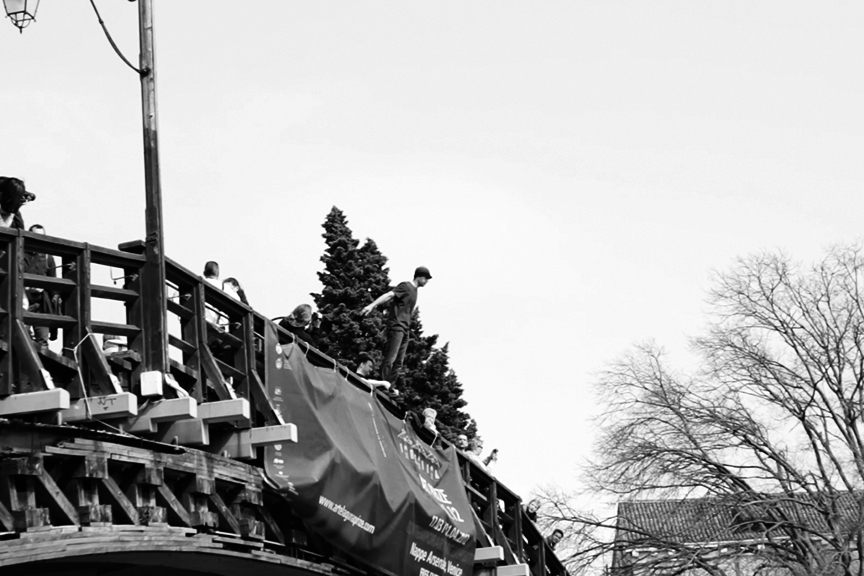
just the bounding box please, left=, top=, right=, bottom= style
left=550, top=245, right=864, bottom=576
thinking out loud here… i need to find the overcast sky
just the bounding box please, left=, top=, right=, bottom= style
left=2, top=1, right=863, bottom=499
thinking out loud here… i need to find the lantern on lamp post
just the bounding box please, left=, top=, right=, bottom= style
left=3, top=0, right=39, bottom=32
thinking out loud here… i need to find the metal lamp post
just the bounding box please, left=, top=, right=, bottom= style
left=136, top=0, right=168, bottom=378
left=2, top=0, right=40, bottom=32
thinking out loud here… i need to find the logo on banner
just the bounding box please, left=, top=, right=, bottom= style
left=397, top=422, right=470, bottom=541
left=396, top=426, right=442, bottom=480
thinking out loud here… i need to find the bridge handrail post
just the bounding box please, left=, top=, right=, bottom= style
left=0, top=230, right=23, bottom=396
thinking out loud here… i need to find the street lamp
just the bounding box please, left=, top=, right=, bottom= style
left=2, top=0, right=39, bottom=33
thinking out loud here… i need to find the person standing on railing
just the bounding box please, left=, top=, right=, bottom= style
left=23, top=224, right=60, bottom=347
left=360, top=266, right=432, bottom=386
left=0, top=176, right=35, bottom=229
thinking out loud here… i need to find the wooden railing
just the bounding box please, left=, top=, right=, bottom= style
left=0, top=229, right=567, bottom=576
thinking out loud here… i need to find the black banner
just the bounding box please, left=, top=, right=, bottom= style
left=263, top=322, right=476, bottom=576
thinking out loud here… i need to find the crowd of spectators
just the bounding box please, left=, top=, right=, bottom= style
left=2, top=177, right=564, bottom=558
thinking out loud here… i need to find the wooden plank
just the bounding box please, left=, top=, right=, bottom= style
left=110, top=349, right=142, bottom=364
left=215, top=358, right=244, bottom=381
left=12, top=318, right=54, bottom=391
left=257, top=505, right=285, bottom=545
left=168, top=333, right=196, bottom=355
left=0, top=389, right=69, bottom=416
left=169, top=358, right=199, bottom=381
left=106, top=353, right=134, bottom=372
left=164, top=255, right=199, bottom=287
left=0, top=454, right=43, bottom=476
left=73, top=455, right=108, bottom=479
left=21, top=230, right=86, bottom=253
left=22, top=311, right=78, bottom=328
left=0, top=498, right=14, bottom=531
left=100, top=477, right=139, bottom=524
left=167, top=298, right=194, bottom=321
left=36, top=346, right=78, bottom=372
left=156, top=484, right=192, bottom=526
left=1, top=234, right=24, bottom=397
left=472, top=507, right=494, bottom=548
left=189, top=283, right=208, bottom=403
left=64, top=439, right=263, bottom=485
left=231, top=487, right=262, bottom=507
left=90, top=320, right=141, bottom=338
left=13, top=507, right=50, bottom=531
left=208, top=492, right=241, bottom=535
left=80, top=333, right=124, bottom=395
left=60, top=392, right=138, bottom=422
left=36, top=467, right=79, bottom=525
left=76, top=246, right=92, bottom=342
left=249, top=370, right=284, bottom=426
left=89, top=243, right=146, bottom=267
left=91, top=284, right=139, bottom=303
left=208, top=326, right=243, bottom=349
left=22, top=273, right=76, bottom=291
left=200, top=343, right=236, bottom=401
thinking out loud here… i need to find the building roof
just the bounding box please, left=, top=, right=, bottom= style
left=615, top=493, right=862, bottom=547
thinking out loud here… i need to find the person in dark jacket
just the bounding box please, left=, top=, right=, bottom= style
left=0, top=176, right=35, bottom=229
left=278, top=304, right=317, bottom=346
left=23, top=224, right=60, bottom=346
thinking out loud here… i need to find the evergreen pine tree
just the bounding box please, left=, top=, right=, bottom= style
left=311, top=207, right=478, bottom=441
left=311, top=207, right=391, bottom=368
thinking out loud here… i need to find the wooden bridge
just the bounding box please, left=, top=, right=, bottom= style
left=0, top=227, right=568, bottom=576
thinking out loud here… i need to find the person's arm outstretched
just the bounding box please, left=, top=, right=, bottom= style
left=361, top=291, right=394, bottom=316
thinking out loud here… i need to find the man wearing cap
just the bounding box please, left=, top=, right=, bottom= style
left=361, top=266, right=432, bottom=386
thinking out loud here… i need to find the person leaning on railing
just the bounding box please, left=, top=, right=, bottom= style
left=355, top=352, right=397, bottom=397
left=278, top=304, right=318, bottom=347
left=545, top=528, right=564, bottom=550
left=222, top=277, right=248, bottom=306
left=456, top=434, right=469, bottom=451
left=467, top=437, right=489, bottom=472
left=523, top=498, right=541, bottom=523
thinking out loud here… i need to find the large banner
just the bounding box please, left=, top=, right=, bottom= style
left=263, top=322, right=476, bottom=576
